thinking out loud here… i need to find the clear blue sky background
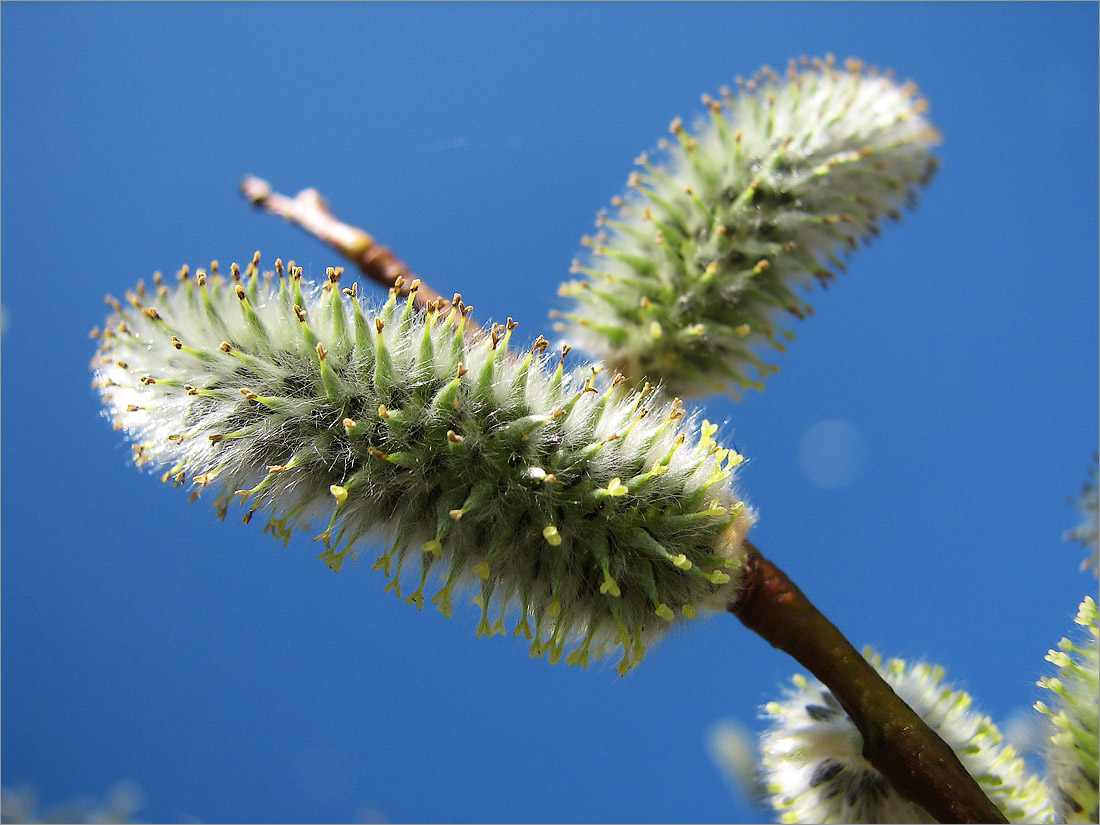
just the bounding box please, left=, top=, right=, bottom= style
left=3, top=3, right=1097, bottom=823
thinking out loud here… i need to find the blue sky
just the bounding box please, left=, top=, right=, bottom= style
left=2, top=3, right=1097, bottom=823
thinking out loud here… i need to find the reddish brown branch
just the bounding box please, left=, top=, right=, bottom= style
left=241, top=176, right=451, bottom=311
left=730, top=545, right=1008, bottom=825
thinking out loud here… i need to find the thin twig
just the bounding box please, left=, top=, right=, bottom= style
left=730, top=545, right=1008, bottom=825
left=241, top=176, right=453, bottom=312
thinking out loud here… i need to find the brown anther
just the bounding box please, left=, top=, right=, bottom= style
left=235, top=284, right=246, bottom=300
left=126, top=404, right=140, bottom=412
left=507, top=317, right=518, bottom=332
left=560, top=344, right=572, bottom=363
left=293, top=305, right=308, bottom=322
left=242, top=510, right=255, bottom=525
left=220, top=341, right=233, bottom=352
left=116, top=361, right=129, bottom=369
left=669, top=116, right=683, bottom=134
left=266, top=465, right=286, bottom=473
left=544, top=474, right=557, bottom=484
left=251, top=251, right=261, bottom=266
left=171, top=337, right=183, bottom=349
left=601, top=433, right=620, bottom=445
left=178, top=264, right=191, bottom=281
left=532, top=335, right=549, bottom=354
left=374, top=317, right=385, bottom=333
left=343, top=418, right=357, bottom=429
left=316, top=342, right=328, bottom=361
left=240, top=388, right=259, bottom=401
left=392, top=275, right=405, bottom=293
left=368, top=446, right=389, bottom=460
left=456, top=363, right=468, bottom=378
left=140, top=375, right=156, bottom=385
left=230, top=262, right=241, bottom=281
left=166, top=433, right=184, bottom=442
left=446, top=430, right=464, bottom=444
left=627, top=171, right=641, bottom=188
left=552, top=408, right=565, bottom=419
left=755, top=259, right=771, bottom=271
left=194, top=474, right=211, bottom=486
left=197, top=272, right=207, bottom=287
left=185, top=385, right=198, bottom=395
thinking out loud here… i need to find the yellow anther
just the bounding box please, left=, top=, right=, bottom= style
left=422, top=539, right=443, bottom=558
left=473, top=562, right=491, bottom=580
left=648, top=321, right=662, bottom=338
left=655, top=604, right=675, bottom=622
left=681, top=605, right=697, bottom=619
left=600, top=572, right=621, bottom=597
left=542, top=525, right=562, bottom=546
left=734, top=323, right=751, bottom=337
left=449, top=509, right=464, bottom=521
left=605, top=478, right=628, bottom=497
left=672, top=554, right=692, bottom=570
left=329, top=485, right=348, bottom=506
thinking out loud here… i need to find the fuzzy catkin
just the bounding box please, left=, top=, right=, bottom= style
left=557, top=56, right=939, bottom=398
left=1036, top=597, right=1099, bottom=824
left=759, top=651, right=1053, bottom=824
left=92, top=257, right=753, bottom=673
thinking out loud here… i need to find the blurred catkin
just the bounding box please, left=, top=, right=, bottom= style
left=758, top=652, right=1052, bottom=824
left=557, top=56, right=939, bottom=397
left=1036, top=597, right=1099, bottom=824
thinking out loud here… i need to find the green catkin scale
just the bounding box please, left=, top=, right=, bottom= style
left=556, top=56, right=940, bottom=398
left=1036, top=597, right=1099, bottom=824
left=92, top=256, right=753, bottom=674
left=759, top=651, right=1053, bottom=824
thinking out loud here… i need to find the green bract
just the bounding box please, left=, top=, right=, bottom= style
left=1036, top=597, right=1099, bottom=824
left=760, top=651, right=1052, bottom=824
left=557, top=56, right=939, bottom=397
left=92, top=256, right=752, bottom=674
